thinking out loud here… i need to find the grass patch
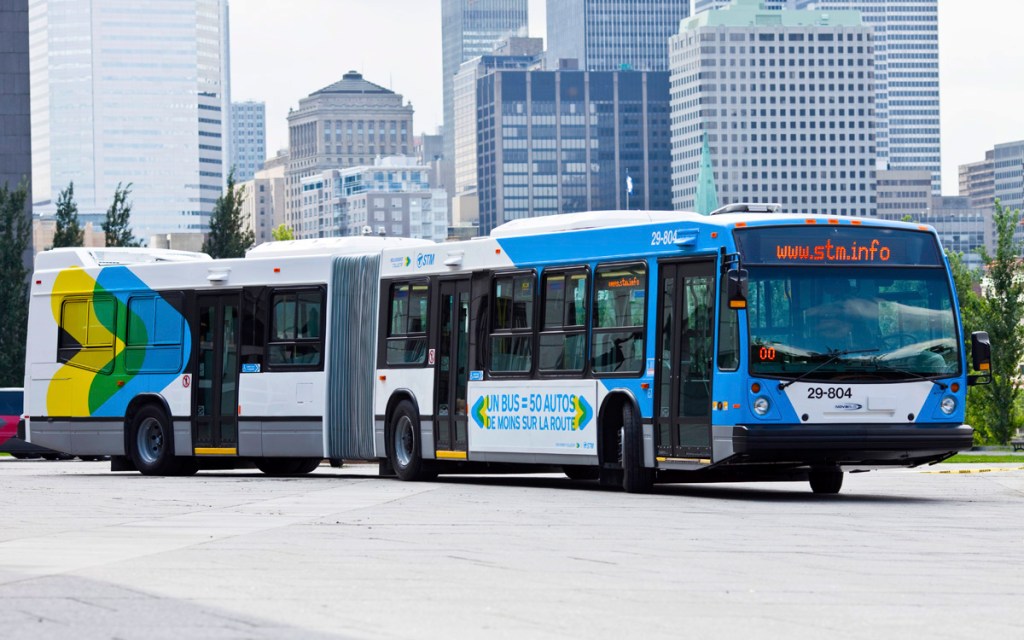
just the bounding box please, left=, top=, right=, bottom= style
left=945, top=454, right=1024, bottom=464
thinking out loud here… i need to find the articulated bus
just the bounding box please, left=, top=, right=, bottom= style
left=21, top=206, right=990, bottom=493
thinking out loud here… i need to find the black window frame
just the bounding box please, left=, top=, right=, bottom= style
left=57, top=295, right=117, bottom=375
left=265, top=285, right=326, bottom=372
left=590, top=261, right=648, bottom=377
left=487, top=269, right=537, bottom=377
left=537, top=266, right=590, bottom=377
left=383, top=279, right=431, bottom=368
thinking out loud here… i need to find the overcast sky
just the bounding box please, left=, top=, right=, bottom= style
left=230, top=0, right=1024, bottom=196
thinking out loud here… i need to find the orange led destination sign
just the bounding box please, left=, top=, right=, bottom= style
left=734, top=226, right=941, bottom=267
left=775, top=238, right=892, bottom=263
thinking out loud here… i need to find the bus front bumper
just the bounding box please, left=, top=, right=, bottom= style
left=730, top=423, right=973, bottom=466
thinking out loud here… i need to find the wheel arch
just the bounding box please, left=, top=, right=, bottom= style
left=596, top=389, right=641, bottom=467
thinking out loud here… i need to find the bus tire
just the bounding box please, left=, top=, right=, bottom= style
left=388, top=400, right=435, bottom=482
left=128, top=404, right=181, bottom=476
left=621, top=404, right=654, bottom=494
left=809, top=469, right=843, bottom=494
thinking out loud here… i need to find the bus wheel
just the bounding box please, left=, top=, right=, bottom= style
left=809, top=469, right=844, bottom=494
left=129, top=405, right=181, bottom=476
left=621, top=405, right=654, bottom=494
left=388, top=400, right=435, bottom=482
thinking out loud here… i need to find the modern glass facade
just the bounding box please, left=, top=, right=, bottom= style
left=546, top=0, right=691, bottom=71
left=230, top=101, right=266, bottom=183
left=29, top=0, right=230, bottom=239
left=476, top=69, right=671, bottom=234
left=1, top=0, right=33, bottom=262
left=441, top=0, right=528, bottom=198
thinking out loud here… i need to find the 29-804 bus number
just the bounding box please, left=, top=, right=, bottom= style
left=806, top=386, right=853, bottom=400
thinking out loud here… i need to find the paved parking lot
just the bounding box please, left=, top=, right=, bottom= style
left=1, top=458, right=1022, bottom=639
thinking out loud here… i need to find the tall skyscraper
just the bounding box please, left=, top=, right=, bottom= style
left=476, top=68, right=672, bottom=235
left=452, top=37, right=544, bottom=230
left=441, top=0, right=528, bottom=202
left=29, top=0, right=231, bottom=240
left=230, top=101, right=266, bottom=183
left=285, top=71, right=414, bottom=238
left=794, top=0, right=942, bottom=193
left=546, top=0, right=691, bottom=71
left=670, top=0, right=876, bottom=216
left=0, top=0, right=33, bottom=264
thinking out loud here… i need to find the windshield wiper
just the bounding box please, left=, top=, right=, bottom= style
left=778, top=348, right=879, bottom=390
left=870, top=358, right=948, bottom=390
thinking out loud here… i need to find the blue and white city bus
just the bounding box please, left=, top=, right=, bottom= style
left=22, top=205, right=990, bottom=493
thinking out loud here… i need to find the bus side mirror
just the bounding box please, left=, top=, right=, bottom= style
left=968, top=331, right=992, bottom=386
left=727, top=269, right=748, bottom=310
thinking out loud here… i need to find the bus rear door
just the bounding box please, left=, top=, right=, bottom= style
left=193, top=292, right=241, bottom=455
left=433, top=278, right=471, bottom=459
left=655, top=260, right=715, bottom=460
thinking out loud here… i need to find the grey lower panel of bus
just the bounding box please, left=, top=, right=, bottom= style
left=238, top=420, right=324, bottom=457
left=713, top=424, right=737, bottom=461
left=174, top=420, right=192, bottom=456
left=469, top=452, right=600, bottom=466
left=325, top=253, right=380, bottom=460
left=29, top=420, right=123, bottom=455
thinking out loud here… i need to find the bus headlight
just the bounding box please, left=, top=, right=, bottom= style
left=753, top=396, right=771, bottom=416
left=940, top=396, right=957, bottom=415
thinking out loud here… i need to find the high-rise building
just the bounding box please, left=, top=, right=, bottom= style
left=453, top=37, right=544, bottom=231
left=794, top=0, right=941, bottom=193
left=441, top=0, right=528, bottom=202
left=299, top=156, right=448, bottom=242
left=875, top=169, right=931, bottom=218
left=958, top=152, right=994, bottom=211
left=239, top=154, right=286, bottom=247
left=877, top=195, right=992, bottom=271
left=285, top=71, right=414, bottom=238
left=959, top=141, right=1024, bottom=216
left=230, top=101, right=266, bottom=183
left=29, top=0, right=230, bottom=240
left=0, top=0, right=32, bottom=264
left=476, top=68, right=672, bottom=235
left=546, top=0, right=691, bottom=71
left=669, top=0, right=876, bottom=216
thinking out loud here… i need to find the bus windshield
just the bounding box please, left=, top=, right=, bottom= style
left=735, top=226, right=959, bottom=383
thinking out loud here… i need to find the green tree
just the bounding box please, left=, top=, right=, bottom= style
left=946, top=249, right=985, bottom=434
left=202, top=170, right=253, bottom=258
left=0, top=181, right=32, bottom=386
left=271, top=224, right=294, bottom=241
left=102, top=182, right=140, bottom=247
left=51, top=182, right=84, bottom=248
left=971, top=199, right=1024, bottom=444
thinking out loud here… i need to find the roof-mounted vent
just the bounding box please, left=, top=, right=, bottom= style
left=710, top=202, right=782, bottom=215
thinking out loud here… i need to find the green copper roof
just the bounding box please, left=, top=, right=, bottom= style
left=681, top=0, right=863, bottom=30
left=694, top=132, right=719, bottom=216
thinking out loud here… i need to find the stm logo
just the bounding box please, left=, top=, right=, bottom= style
left=416, top=253, right=436, bottom=268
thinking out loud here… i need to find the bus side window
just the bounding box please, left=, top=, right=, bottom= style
left=385, top=281, right=428, bottom=366
left=591, top=263, right=646, bottom=375
left=539, top=269, right=587, bottom=374
left=57, top=296, right=117, bottom=375
left=267, top=288, right=325, bottom=368
left=489, top=272, right=535, bottom=374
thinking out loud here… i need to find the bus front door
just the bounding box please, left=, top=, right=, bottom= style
left=434, top=278, right=471, bottom=459
left=655, top=261, right=715, bottom=460
left=193, top=293, right=241, bottom=455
